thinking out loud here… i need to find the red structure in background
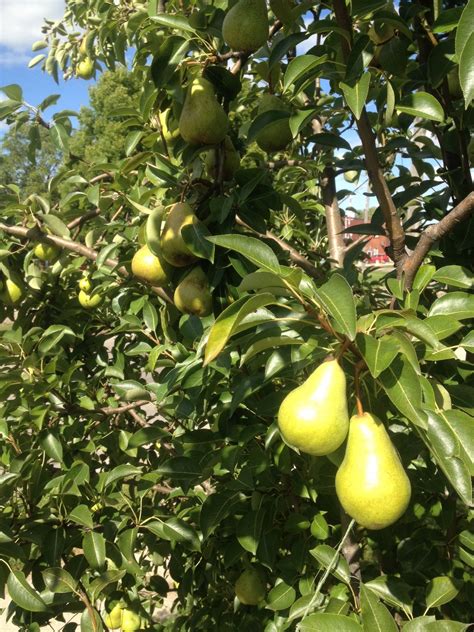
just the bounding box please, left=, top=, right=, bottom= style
left=343, top=217, right=391, bottom=265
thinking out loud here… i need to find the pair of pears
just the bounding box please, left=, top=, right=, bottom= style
left=278, top=359, right=411, bottom=530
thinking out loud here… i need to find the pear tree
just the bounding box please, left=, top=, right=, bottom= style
left=0, top=0, right=473, bottom=630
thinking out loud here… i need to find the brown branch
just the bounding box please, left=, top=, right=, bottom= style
left=402, top=191, right=474, bottom=290
left=333, top=0, right=407, bottom=273
left=230, top=19, right=283, bottom=75
left=99, top=400, right=150, bottom=416
left=235, top=216, right=324, bottom=280
left=0, top=222, right=173, bottom=304
left=67, top=208, right=101, bottom=230
left=321, top=165, right=345, bottom=267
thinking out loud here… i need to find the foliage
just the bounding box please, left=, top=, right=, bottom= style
left=0, top=1, right=473, bottom=631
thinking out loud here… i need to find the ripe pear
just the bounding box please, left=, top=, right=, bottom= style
left=335, top=412, right=411, bottom=530
left=235, top=567, right=266, bottom=605
left=76, top=57, right=94, bottom=79
left=160, top=202, right=199, bottom=267
left=223, top=0, right=269, bottom=52
left=278, top=359, right=349, bottom=456
left=34, top=242, right=60, bottom=262
left=78, top=290, right=102, bottom=309
left=78, top=276, right=92, bottom=292
left=121, top=609, right=142, bottom=632
left=103, top=602, right=123, bottom=629
left=204, top=136, right=240, bottom=181
left=174, top=267, right=212, bottom=317
left=131, top=244, right=169, bottom=286
left=344, top=170, right=359, bottom=183
left=178, top=77, right=228, bottom=145
left=0, top=277, right=24, bottom=305
left=255, top=94, right=292, bottom=153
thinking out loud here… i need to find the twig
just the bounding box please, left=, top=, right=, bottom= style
left=354, top=360, right=365, bottom=416
left=67, top=208, right=101, bottom=230
left=99, top=400, right=150, bottom=416
left=402, top=191, right=474, bottom=290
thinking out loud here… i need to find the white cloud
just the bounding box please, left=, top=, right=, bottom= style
left=0, top=0, right=64, bottom=52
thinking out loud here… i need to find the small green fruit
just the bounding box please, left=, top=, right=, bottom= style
left=159, top=108, right=180, bottom=144
left=76, top=57, right=94, bottom=79
left=34, top=242, right=60, bottom=262
left=235, top=568, right=266, bottom=605
left=223, top=0, right=269, bottom=53
left=255, top=94, right=292, bottom=153
left=78, top=290, right=102, bottom=309
left=103, top=602, right=123, bottom=629
left=447, top=68, right=463, bottom=100
left=0, top=277, right=24, bottom=305
left=344, top=170, right=359, bottom=183
left=131, top=244, right=169, bottom=286
left=204, top=136, right=240, bottom=181
left=161, top=202, right=199, bottom=268
left=121, top=609, right=141, bottom=632
left=78, top=276, right=92, bottom=292
left=174, top=267, right=212, bottom=317
left=179, top=77, right=228, bottom=146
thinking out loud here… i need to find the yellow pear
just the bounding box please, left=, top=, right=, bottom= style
left=277, top=359, right=349, bottom=456
left=0, top=277, right=24, bottom=305
left=78, top=290, right=102, bottom=309
left=78, top=275, right=92, bottom=292
left=159, top=108, right=180, bottom=144
left=131, top=244, right=169, bottom=286
left=103, top=602, right=123, bottom=629
left=223, top=0, right=269, bottom=52
left=121, top=609, right=141, bottom=632
left=34, top=242, right=60, bottom=262
left=255, top=94, right=292, bottom=153
left=76, top=57, right=94, bottom=79
left=178, top=77, right=228, bottom=145
left=160, top=202, right=199, bottom=268
left=204, top=136, right=240, bottom=181
left=174, top=267, right=212, bottom=317
left=344, top=170, right=359, bottom=183
left=336, top=412, right=411, bottom=530
left=235, top=567, right=266, bottom=605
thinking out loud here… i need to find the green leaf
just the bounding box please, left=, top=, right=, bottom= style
left=80, top=606, right=103, bottom=632
left=7, top=571, right=48, bottom=612
left=315, top=274, right=357, bottom=341
left=356, top=334, right=399, bottom=378
left=309, top=545, right=350, bottom=584
left=311, top=132, right=351, bottom=151
left=90, top=570, right=126, bottom=602
left=128, top=426, right=168, bottom=448
left=425, top=576, right=461, bottom=609
left=40, top=433, right=63, bottom=462
left=69, top=505, right=94, bottom=529
left=83, top=531, right=106, bottom=570
left=42, top=568, right=77, bottom=594
left=283, top=55, right=327, bottom=93
left=204, top=293, right=276, bottom=365
left=433, top=8, right=463, bottom=33
left=200, top=492, right=242, bottom=539
left=101, top=464, right=142, bottom=490
left=267, top=581, right=296, bottom=611
left=396, top=92, right=444, bottom=122
left=50, top=122, right=70, bottom=152
left=428, top=291, right=474, bottom=320
left=181, top=222, right=215, bottom=262
left=155, top=456, right=202, bottom=480
left=412, top=264, right=436, bottom=291
left=41, top=214, right=71, bottom=238
left=425, top=623, right=468, bottom=632
left=247, top=109, right=291, bottom=143
left=340, top=72, right=371, bottom=120
left=402, top=617, right=437, bottom=632
left=379, top=357, right=426, bottom=427
left=455, top=0, right=474, bottom=61
left=125, top=130, right=144, bottom=156
left=433, top=266, right=473, bottom=289
left=237, top=508, right=265, bottom=555
left=364, top=576, right=413, bottom=615
left=208, top=234, right=280, bottom=274
left=0, top=84, right=23, bottom=101
left=459, top=32, right=474, bottom=105
left=360, top=583, right=398, bottom=632
left=299, top=613, right=363, bottom=632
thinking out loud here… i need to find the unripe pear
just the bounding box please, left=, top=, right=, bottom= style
left=131, top=244, right=169, bottom=286
left=255, top=94, right=292, bottom=153
left=78, top=290, right=102, bottom=309
left=0, top=277, right=24, bottom=305
left=160, top=202, right=199, bottom=268
left=204, top=136, right=240, bottom=181
left=447, top=68, right=463, bottom=100
left=78, top=276, right=92, bottom=292
left=278, top=359, right=349, bottom=456
left=159, top=108, right=180, bottom=143
left=336, top=412, right=411, bottom=530
left=103, top=602, right=123, bottom=629
left=179, top=77, right=228, bottom=145
left=234, top=567, right=266, bottom=605
left=76, top=57, right=94, bottom=79
left=174, top=267, right=212, bottom=317
left=121, top=609, right=141, bottom=632
left=34, top=242, right=60, bottom=262
left=223, top=0, right=269, bottom=52
left=344, top=170, right=359, bottom=183
left=270, top=0, right=297, bottom=24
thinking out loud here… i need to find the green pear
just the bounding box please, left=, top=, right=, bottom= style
left=121, top=608, right=141, bottom=632
left=178, top=77, right=228, bottom=145
left=160, top=202, right=199, bottom=268
left=78, top=290, right=102, bottom=309
left=174, top=267, right=212, bottom=317
left=131, top=244, right=169, bottom=286
left=103, top=602, right=123, bottom=629
left=76, top=57, right=94, bottom=79
left=34, top=242, right=60, bottom=262
left=270, top=0, right=297, bottom=24
left=277, top=359, right=349, bottom=456
left=344, top=170, right=359, bottom=183
left=234, top=567, right=266, bottom=605
left=335, top=412, right=411, bottom=530
left=204, top=136, right=240, bottom=181
left=0, top=277, right=24, bottom=305
left=222, top=0, right=269, bottom=53
left=255, top=94, right=292, bottom=153
left=159, top=108, right=180, bottom=144
left=447, top=68, right=463, bottom=100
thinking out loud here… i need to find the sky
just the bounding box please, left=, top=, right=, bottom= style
left=0, top=0, right=93, bottom=132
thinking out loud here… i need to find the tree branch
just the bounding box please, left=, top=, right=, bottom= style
left=332, top=0, right=407, bottom=273
left=402, top=191, right=474, bottom=290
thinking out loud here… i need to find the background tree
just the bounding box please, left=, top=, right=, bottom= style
left=0, top=1, right=472, bottom=631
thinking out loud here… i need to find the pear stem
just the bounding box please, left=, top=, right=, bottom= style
left=354, top=360, right=365, bottom=416
left=298, top=518, right=356, bottom=626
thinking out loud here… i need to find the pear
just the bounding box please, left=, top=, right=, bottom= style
left=270, top=0, right=297, bottom=25
left=204, top=136, right=240, bottom=181
left=174, top=267, right=212, bottom=317
left=335, top=412, right=411, bottom=530
left=234, top=567, right=266, bottom=605
left=103, top=602, right=123, bottom=629
left=178, top=77, right=228, bottom=145
left=131, top=244, right=169, bottom=286
left=0, top=277, right=24, bottom=305
left=255, top=94, right=292, bottom=153
left=34, top=242, right=60, bottom=262
left=76, top=57, right=94, bottom=79
left=78, top=275, right=92, bottom=292
left=223, top=0, right=269, bottom=53
left=344, top=170, right=359, bottom=183
left=277, top=359, right=349, bottom=456
left=121, top=609, right=141, bottom=632
left=78, top=290, right=102, bottom=309
left=159, top=108, right=180, bottom=144
left=160, top=202, right=199, bottom=268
